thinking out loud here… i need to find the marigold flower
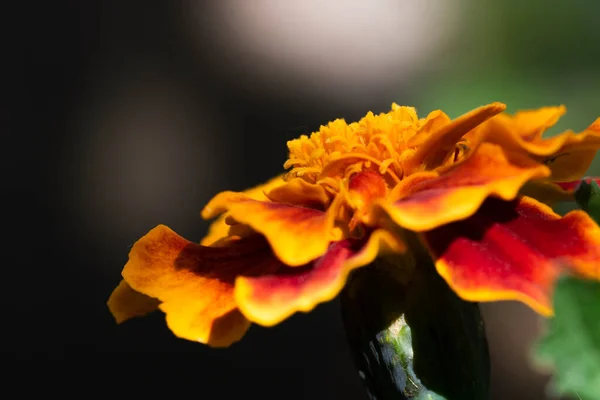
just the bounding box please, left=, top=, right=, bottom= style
left=108, top=103, right=600, bottom=347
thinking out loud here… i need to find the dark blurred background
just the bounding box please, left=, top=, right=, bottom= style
left=12, top=1, right=600, bottom=398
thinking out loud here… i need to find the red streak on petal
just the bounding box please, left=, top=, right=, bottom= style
left=203, top=192, right=339, bottom=266
left=347, top=171, right=388, bottom=229
left=257, top=241, right=353, bottom=297
left=424, top=197, right=600, bottom=315
left=120, top=225, right=283, bottom=346
left=349, top=171, right=387, bottom=207
left=235, top=240, right=354, bottom=326
left=234, top=228, right=405, bottom=326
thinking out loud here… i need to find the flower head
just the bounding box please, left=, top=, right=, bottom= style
left=108, top=103, right=600, bottom=347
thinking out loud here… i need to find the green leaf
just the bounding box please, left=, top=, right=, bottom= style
left=575, top=180, right=600, bottom=224
left=533, top=275, right=600, bottom=400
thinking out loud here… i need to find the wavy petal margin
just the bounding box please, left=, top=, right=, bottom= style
left=376, top=142, right=550, bottom=231
left=405, top=102, right=506, bottom=172
left=107, top=280, right=160, bottom=323
left=347, top=171, right=388, bottom=209
left=234, top=229, right=406, bottom=327
left=115, top=225, right=282, bottom=347
left=422, top=196, right=600, bottom=316
left=469, top=115, right=600, bottom=181
left=478, top=106, right=567, bottom=141
left=345, top=171, right=388, bottom=228
left=202, top=192, right=341, bottom=266
left=200, top=175, right=285, bottom=246
left=265, top=178, right=331, bottom=209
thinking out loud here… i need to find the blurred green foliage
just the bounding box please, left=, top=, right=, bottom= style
left=533, top=276, right=600, bottom=400
left=415, top=0, right=600, bottom=175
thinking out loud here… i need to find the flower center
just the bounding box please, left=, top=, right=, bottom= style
left=284, top=103, right=460, bottom=195
left=284, top=104, right=420, bottom=183
left=280, top=103, right=478, bottom=235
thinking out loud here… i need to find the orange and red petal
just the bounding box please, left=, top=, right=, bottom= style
left=107, top=280, right=160, bottom=324
left=422, top=196, right=600, bottom=316
left=544, top=145, right=599, bottom=182
left=469, top=116, right=600, bottom=181
left=200, top=175, right=286, bottom=246
left=347, top=171, right=388, bottom=209
left=234, top=229, right=406, bottom=327
left=345, top=171, right=388, bottom=229
left=202, top=192, right=341, bottom=266
left=464, top=105, right=567, bottom=143
left=119, top=225, right=282, bottom=347
left=501, top=105, right=566, bottom=140
left=265, top=178, right=331, bottom=209
left=405, top=102, right=506, bottom=172
left=376, top=142, right=550, bottom=232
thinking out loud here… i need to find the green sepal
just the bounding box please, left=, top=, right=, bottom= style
left=574, top=179, right=600, bottom=224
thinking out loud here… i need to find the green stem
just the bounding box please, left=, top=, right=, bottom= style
left=340, top=257, right=490, bottom=400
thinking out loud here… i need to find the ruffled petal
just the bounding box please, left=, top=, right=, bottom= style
left=345, top=171, right=388, bottom=228
left=544, top=143, right=599, bottom=182
left=469, top=117, right=600, bottom=181
left=202, top=192, right=341, bottom=266
left=201, top=175, right=286, bottom=246
left=347, top=171, right=388, bottom=209
left=107, top=280, right=160, bottom=323
left=414, top=109, right=452, bottom=137
left=405, top=102, right=506, bottom=172
left=486, top=105, right=566, bottom=141
left=422, top=196, right=600, bottom=316
left=376, top=142, right=550, bottom=231
left=510, top=105, right=567, bottom=139
left=121, top=225, right=281, bottom=347
left=234, top=229, right=406, bottom=326
left=265, top=178, right=331, bottom=209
